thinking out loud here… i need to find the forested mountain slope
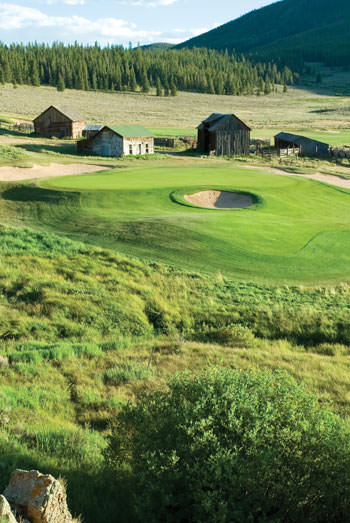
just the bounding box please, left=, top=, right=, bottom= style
left=177, top=0, right=350, bottom=66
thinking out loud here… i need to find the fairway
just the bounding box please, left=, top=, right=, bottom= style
left=4, top=163, right=340, bottom=283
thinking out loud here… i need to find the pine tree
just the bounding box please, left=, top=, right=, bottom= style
left=156, top=77, right=163, bottom=96
left=57, top=74, right=65, bottom=92
left=31, top=62, right=40, bottom=86
left=170, top=81, right=177, bottom=96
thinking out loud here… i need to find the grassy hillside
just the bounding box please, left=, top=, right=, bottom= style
left=1, top=225, right=350, bottom=522
left=178, top=0, right=350, bottom=67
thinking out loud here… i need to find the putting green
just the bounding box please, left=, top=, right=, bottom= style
left=17, top=164, right=350, bottom=283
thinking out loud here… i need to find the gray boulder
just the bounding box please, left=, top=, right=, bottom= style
left=3, top=470, right=73, bottom=523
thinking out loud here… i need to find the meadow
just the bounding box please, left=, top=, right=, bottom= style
left=1, top=82, right=350, bottom=521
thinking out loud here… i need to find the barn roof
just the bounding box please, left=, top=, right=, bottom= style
left=34, top=105, right=84, bottom=123
left=107, top=124, right=153, bottom=138
left=198, top=113, right=251, bottom=131
left=84, top=124, right=103, bottom=131
left=275, top=132, right=329, bottom=148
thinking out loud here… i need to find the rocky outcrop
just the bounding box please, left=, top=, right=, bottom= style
left=3, top=470, right=73, bottom=523
left=0, top=495, right=18, bottom=523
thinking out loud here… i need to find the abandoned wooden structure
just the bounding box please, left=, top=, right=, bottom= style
left=82, top=125, right=103, bottom=139
left=33, top=106, right=85, bottom=139
left=275, top=132, right=330, bottom=157
left=197, top=113, right=251, bottom=156
left=78, top=124, right=154, bottom=157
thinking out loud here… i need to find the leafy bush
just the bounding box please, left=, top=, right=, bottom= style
left=106, top=368, right=350, bottom=523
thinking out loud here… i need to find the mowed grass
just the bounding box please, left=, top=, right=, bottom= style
left=8, top=163, right=344, bottom=283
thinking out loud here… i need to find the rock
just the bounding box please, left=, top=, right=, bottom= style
left=3, top=470, right=73, bottom=523
left=0, top=495, right=18, bottom=523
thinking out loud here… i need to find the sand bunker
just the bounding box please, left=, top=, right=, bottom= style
left=0, top=163, right=107, bottom=182
left=185, top=190, right=253, bottom=209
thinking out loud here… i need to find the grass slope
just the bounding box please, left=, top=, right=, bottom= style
left=4, top=163, right=347, bottom=283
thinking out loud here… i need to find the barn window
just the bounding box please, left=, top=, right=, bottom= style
left=139, top=144, right=142, bottom=154
left=145, top=143, right=149, bottom=153
left=129, top=144, right=133, bottom=155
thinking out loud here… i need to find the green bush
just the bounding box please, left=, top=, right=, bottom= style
left=209, top=323, right=256, bottom=347
left=106, top=368, right=350, bottom=523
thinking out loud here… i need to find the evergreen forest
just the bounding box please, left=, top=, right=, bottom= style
left=0, top=43, right=294, bottom=96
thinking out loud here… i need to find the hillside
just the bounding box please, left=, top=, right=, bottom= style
left=177, top=0, right=350, bottom=66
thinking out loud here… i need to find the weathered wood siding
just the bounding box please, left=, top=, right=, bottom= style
left=91, top=129, right=123, bottom=157
left=214, top=118, right=250, bottom=156
left=78, top=130, right=154, bottom=157
left=34, top=107, right=85, bottom=138
left=198, top=114, right=250, bottom=156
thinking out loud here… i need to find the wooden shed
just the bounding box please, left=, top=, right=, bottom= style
left=33, top=106, right=85, bottom=139
left=82, top=125, right=103, bottom=140
left=275, top=132, right=330, bottom=157
left=78, top=124, right=154, bottom=157
left=197, top=113, right=251, bottom=156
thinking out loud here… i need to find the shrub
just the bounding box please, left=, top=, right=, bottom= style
left=106, top=368, right=350, bottom=523
left=210, top=323, right=256, bottom=347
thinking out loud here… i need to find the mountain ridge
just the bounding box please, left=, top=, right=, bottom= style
left=177, top=0, right=350, bottom=66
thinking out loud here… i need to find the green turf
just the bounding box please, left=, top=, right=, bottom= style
left=150, top=127, right=197, bottom=137
left=3, top=164, right=338, bottom=283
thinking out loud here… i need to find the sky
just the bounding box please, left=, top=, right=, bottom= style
left=0, top=0, right=277, bottom=47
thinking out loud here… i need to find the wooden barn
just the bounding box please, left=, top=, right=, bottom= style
left=34, top=106, right=85, bottom=139
left=197, top=113, right=251, bottom=156
left=275, top=132, right=330, bottom=157
left=78, top=124, right=154, bottom=157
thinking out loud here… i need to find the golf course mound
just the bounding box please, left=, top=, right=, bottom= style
left=184, top=189, right=253, bottom=209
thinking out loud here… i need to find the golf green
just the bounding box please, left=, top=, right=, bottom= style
left=32, top=164, right=350, bottom=282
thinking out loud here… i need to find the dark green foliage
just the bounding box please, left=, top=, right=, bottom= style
left=177, top=0, right=350, bottom=68
left=57, top=74, right=65, bottom=92
left=106, top=368, right=350, bottom=522
left=0, top=42, right=284, bottom=96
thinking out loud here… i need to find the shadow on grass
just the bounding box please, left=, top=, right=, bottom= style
left=17, top=142, right=78, bottom=156
left=0, top=128, right=34, bottom=138
left=1, top=185, right=80, bottom=204
left=0, top=440, right=133, bottom=523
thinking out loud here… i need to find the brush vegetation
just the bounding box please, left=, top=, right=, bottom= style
left=1, top=226, right=350, bottom=521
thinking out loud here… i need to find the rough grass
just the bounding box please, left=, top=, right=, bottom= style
left=1, top=83, right=350, bottom=142
left=1, top=225, right=350, bottom=521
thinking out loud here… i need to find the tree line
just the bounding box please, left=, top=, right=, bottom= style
left=0, top=43, right=294, bottom=96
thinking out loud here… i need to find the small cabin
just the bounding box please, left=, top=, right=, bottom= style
left=197, top=113, right=251, bottom=156
left=34, top=106, right=85, bottom=139
left=78, top=125, right=154, bottom=157
left=275, top=132, right=330, bottom=157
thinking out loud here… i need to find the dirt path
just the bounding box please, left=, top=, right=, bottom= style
left=245, top=165, right=350, bottom=189
left=0, top=163, right=108, bottom=181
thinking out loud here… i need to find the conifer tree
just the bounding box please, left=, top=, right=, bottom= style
left=156, top=77, right=163, bottom=96
left=57, top=74, right=65, bottom=92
